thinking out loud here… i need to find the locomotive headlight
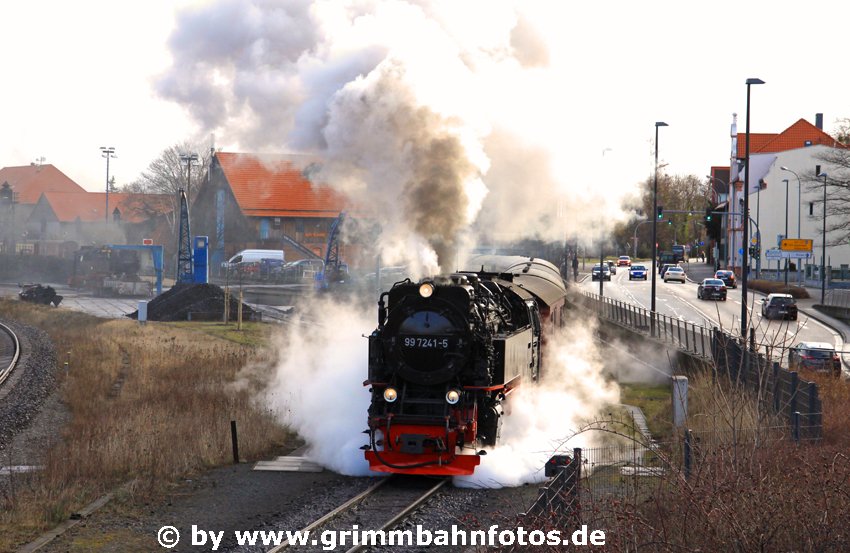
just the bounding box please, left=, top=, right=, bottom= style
left=418, top=282, right=435, bottom=298
left=446, top=388, right=461, bottom=405
left=383, top=387, right=398, bottom=403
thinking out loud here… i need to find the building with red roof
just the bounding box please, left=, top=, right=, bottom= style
left=25, top=190, right=173, bottom=248
left=717, top=113, right=850, bottom=277
left=193, top=152, right=354, bottom=268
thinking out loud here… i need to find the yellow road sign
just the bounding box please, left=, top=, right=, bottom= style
left=780, top=238, right=813, bottom=252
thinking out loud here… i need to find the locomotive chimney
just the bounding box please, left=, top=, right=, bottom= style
left=816, top=113, right=823, bottom=130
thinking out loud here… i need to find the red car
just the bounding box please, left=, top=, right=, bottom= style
left=618, top=256, right=631, bottom=267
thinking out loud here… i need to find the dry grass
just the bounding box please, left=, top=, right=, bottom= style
left=0, top=299, right=288, bottom=551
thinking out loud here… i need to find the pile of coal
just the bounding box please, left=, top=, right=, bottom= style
left=127, top=283, right=256, bottom=321
left=18, top=284, right=63, bottom=307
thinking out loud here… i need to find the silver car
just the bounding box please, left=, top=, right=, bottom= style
left=663, top=266, right=686, bottom=283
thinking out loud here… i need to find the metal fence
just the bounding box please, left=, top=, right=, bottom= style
left=509, top=449, right=582, bottom=551
left=578, top=291, right=712, bottom=358
left=579, top=291, right=822, bottom=438
left=712, top=329, right=822, bottom=439
left=825, top=288, right=850, bottom=308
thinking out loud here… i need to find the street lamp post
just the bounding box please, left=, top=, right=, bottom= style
left=783, top=178, right=790, bottom=286
left=180, top=153, right=200, bottom=202
left=741, top=77, right=764, bottom=339
left=780, top=166, right=802, bottom=237
left=781, top=166, right=803, bottom=285
left=632, top=219, right=652, bottom=258
left=651, top=121, right=668, bottom=338
left=100, top=147, right=116, bottom=223
left=818, top=172, right=828, bottom=304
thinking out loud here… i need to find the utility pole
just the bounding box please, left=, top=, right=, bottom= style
left=100, top=147, right=116, bottom=223
left=180, top=152, right=200, bottom=204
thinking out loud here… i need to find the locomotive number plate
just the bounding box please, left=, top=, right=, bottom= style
left=402, top=337, right=452, bottom=349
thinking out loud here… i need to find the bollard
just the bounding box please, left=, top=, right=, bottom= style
left=231, top=420, right=240, bottom=463
left=684, top=429, right=693, bottom=480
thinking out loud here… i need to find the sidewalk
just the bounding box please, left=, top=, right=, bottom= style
left=681, top=259, right=850, bottom=346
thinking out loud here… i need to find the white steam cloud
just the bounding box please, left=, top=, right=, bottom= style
left=159, top=0, right=641, bottom=271
left=456, top=320, right=620, bottom=488
left=266, top=298, right=620, bottom=487
left=267, top=299, right=374, bottom=476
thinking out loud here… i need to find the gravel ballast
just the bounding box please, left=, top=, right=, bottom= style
left=0, top=319, right=58, bottom=452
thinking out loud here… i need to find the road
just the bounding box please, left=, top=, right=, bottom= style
left=581, top=261, right=843, bottom=368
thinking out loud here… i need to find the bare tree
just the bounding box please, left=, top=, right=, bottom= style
left=811, top=145, right=850, bottom=246
left=121, top=141, right=212, bottom=206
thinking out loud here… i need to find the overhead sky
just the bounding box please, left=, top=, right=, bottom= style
left=2, top=0, right=847, bottom=194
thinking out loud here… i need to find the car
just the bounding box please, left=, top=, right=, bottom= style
left=618, top=256, right=631, bottom=267
left=697, top=278, right=727, bottom=300
left=663, top=266, right=686, bottom=283
left=788, top=341, right=841, bottom=376
left=628, top=264, right=648, bottom=280
left=761, top=293, right=798, bottom=321
left=281, top=258, right=325, bottom=282
left=659, top=263, right=678, bottom=277
left=714, top=270, right=737, bottom=289
left=606, top=261, right=617, bottom=275
left=591, top=263, right=611, bottom=281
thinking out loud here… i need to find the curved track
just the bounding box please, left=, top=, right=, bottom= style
left=268, top=475, right=448, bottom=553
left=0, top=321, right=20, bottom=388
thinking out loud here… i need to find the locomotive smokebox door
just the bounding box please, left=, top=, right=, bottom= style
left=545, top=454, right=572, bottom=477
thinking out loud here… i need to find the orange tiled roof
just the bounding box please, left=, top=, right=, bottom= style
left=216, top=152, right=348, bottom=218
left=736, top=118, right=843, bottom=158
left=39, top=191, right=172, bottom=223
left=0, top=164, right=86, bottom=204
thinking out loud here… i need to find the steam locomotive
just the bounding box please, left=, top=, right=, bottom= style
left=364, top=255, right=568, bottom=476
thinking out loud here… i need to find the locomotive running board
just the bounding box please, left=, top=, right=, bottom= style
left=365, top=451, right=480, bottom=476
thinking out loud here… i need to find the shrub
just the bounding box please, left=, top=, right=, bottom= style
left=747, top=279, right=810, bottom=298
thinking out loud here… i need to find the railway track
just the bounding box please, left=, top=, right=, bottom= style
left=0, top=321, right=20, bottom=388
left=268, top=475, right=449, bottom=553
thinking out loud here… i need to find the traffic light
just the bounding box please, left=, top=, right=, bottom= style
left=657, top=206, right=664, bottom=219
left=667, top=218, right=672, bottom=225
left=705, top=208, right=712, bottom=222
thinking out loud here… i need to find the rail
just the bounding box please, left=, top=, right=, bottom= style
left=0, top=321, right=20, bottom=388
left=267, top=476, right=448, bottom=553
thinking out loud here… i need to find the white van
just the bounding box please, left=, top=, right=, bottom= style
left=221, top=249, right=285, bottom=271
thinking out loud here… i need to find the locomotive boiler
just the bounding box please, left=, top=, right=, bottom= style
left=363, top=255, right=567, bottom=476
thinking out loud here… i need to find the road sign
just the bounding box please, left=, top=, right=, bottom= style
left=780, top=238, right=813, bottom=252
left=766, top=248, right=812, bottom=259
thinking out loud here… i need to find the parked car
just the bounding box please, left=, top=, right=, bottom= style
left=697, top=278, right=727, bottom=301
left=663, top=266, right=686, bottom=283
left=281, top=258, right=325, bottom=282
left=761, top=293, right=798, bottom=320
left=628, top=264, right=648, bottom=280
left=606, top=261, right=617, bottom=275
left=618, top=256, right=631, bottom=267
left=714, top=269, right=737, bottom=289
left=659, top=263, right=678, bottom=277
left=591, top=263, right=611, bottom=281
left=788, top=341, right=841, bottom=376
